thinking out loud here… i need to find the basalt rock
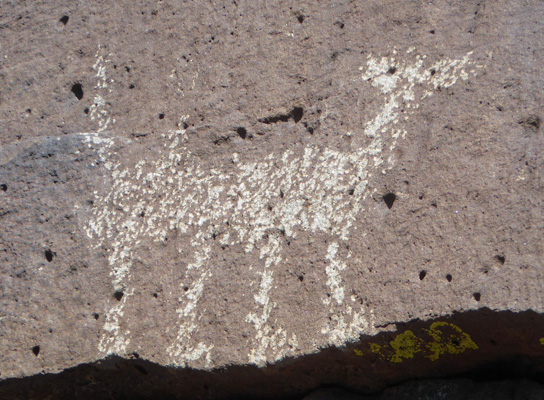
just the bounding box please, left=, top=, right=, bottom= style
left=1, top=0, right=543, bottom=399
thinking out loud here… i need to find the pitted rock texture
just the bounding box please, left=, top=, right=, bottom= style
left=1, top=0, right=544, bottom=396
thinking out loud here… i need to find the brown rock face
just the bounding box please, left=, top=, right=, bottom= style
left=1, top=0, right=544, bottom=398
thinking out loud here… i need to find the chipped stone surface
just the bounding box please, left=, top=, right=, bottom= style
left=1, top=0, right=544, bottom=396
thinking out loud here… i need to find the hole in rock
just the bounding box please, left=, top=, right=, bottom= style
left=388, top=66, right=397, bottom=75
left=59, top=15, right=69, bottom=25
left=159, top=113, right=165, bottom=120
left=44, top=249, right=54, bottom=262
left=297, top=15, right=304, bottom=23
left=495, top=255, right=506, bottom=265
left=114, top=291, right=124, bottom=301
left=0, top=184, right=7, bottom=192
left=383, top=193, right=396, bottom=209
left=84, top=107, right=89, bottom=114
left=92, top=313, right=99, bottom=320
left=419, top=270, right=427, bottom=280
left=153, top=293, right=158, bottom=298
left=519, top=116, right=541, bottom=131
left=129, top=84, right=135, bottom=89
left=430, top=68, right=436, bottom=76
left=473, top=292, right=481, bottom=301
left=298, top=275, right=304, bottom=282
left=71, top=83, right=83, bottom=100
left=183, top=286, right=189, bottom=292
left=236, top=127, right=247, bottom=139
left=292, top=107, right=304, bottom=123
left=430, top=29, right=435, bottom=34
left=446, top=274, right=453, bottom=282
left=32, top=346, right=40, bottom=356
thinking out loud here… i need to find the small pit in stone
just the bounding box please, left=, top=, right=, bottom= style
left=114, top=291, right=124, bottom=301
left=0, top=184, right=7, bottom=192
left=32, top=346, right=40, bottom=356
left=159, top=113, right=165, bottom=120
left=388, top=66, right=397, bottom=75
left=494, top=255, right=506, bottom=265
left=44, top=249, right=54, bottom=262
left=419, top=270, right=427, bottom=280
left=92, top=313, right=99, bottom=320
left=292, top=107, right=304, bottom=123
left=59, top=15, right=69, bottom=25
left=519, top=115, right=541, bottom=131
left=446, top=274, right=453, bottom=282
left=71, top=83, right=83, bottom=100
left=473, top=292, right=481, bottom=301
left=236, top=127, right=247, bottom=139
left=383, top=193, right=396, bottom=209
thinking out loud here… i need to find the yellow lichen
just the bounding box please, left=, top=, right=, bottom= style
left=389, top=330, right=423, bottom=363
left=424, top=322, right=478, bottom=361
left=369, top=343, right=382, bottom=355
left=353, top=349, right=363, bottom=356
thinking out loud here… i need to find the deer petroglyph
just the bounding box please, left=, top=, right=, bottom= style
left=83, top=49, right=481, bottom=367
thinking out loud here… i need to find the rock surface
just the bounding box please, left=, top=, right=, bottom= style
left=1, top=0, right=544, bottom=398
left=305, top=380, right=544, bottom=400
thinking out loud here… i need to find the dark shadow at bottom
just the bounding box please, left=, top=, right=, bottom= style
left=2, top=308, right=544, bottom=400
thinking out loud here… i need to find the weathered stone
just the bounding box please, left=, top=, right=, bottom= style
left=1, top=0, right=544, bottom=398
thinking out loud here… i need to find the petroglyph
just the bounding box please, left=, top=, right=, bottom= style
left=89, top=46, right=114, bottom=133
left=84, top=49, right=482, bottom=367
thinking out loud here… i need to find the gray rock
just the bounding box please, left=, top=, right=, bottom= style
left=1, top=0, right=544, bottom=398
